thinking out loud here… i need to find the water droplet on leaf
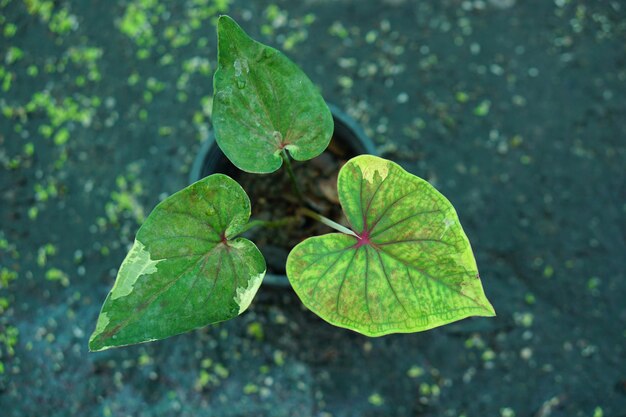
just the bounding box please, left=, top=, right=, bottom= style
left=234, top=58, right=249, bottom=76
left=262, top=49, right=276, bottom=60
left=217, top=88, right=232, bottom=104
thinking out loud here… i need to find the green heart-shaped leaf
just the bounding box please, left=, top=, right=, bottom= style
left=286, top=155, right=495, bottom=336
left=212, top=15, right=333, bottom=173
left=89, top=174, right=266, bottom=351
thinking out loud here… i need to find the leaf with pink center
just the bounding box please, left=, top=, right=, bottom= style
left=286, top=155, right=495, bottom=336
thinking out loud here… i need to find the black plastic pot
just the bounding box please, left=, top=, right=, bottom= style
left=189, top=104, right=376, bottom=287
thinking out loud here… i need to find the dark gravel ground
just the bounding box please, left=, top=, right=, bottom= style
left=1, top=0, right=625, bottom=416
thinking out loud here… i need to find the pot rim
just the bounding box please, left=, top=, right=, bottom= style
left=189, top=103, right=376, bottom=287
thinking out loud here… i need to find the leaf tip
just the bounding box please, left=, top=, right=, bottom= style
left=484, top=303, right=497, bottom=317
left=216, top=14, right=234, bottom=28
left=87, top=332, right=108, bottom=352
left=216, top=15, right=244, bottom=41
left=474, top=296, right=496, bottom=318
left=87, top=310, right=111, bottom=352
left=87, top=340, right=104, bottom=353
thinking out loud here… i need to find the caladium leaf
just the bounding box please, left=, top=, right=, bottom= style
left=212, top=15, right=333, bottom=173
left=286, top=155, right=495, bottom=336
left=89, top=174, right=266, bottom=351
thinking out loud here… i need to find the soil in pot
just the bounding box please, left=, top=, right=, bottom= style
left=230, top=137, right=354, bottom=275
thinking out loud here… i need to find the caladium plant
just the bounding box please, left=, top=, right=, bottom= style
left=89, top=16, right=495, bottom=352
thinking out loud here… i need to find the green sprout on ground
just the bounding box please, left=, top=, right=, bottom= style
left=0, top=233, right=19, bottom=373
left=89, top=15, right=494, bottom=352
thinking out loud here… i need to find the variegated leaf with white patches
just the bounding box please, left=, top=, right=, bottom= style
left=89, top=174, right=265, bottom=351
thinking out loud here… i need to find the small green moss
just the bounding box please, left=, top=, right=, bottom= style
left=37, top=243, right=57, bottom=267
left=273, top=350, right=285, bottom=366
left=243, top=383, right=259, bottom=394
left=368, top=393, right=384, bottom=406
left=159, top=54, right=174, bottom=66
left=2, top=71, right=13, bottom=92
left=39, top=125, right=53, bottom=138
left=49, top=8, right=77, bottom=35
left=514, top=312, right=534, bottom=328
left=407, top=365, right=424, bottom=378
left=520, top=155, right=532, bottom=165
left=303, top=13, right=316, bottom=25
left=500, top=407, right=516, bottom=417
left=6, top=46, right=24, bottom=64
left=194, top=370, right=212, bottom=390
left=53, top=128, right=69, bottom=145
left=543, top=265, right=554, bottom=278
left=28, top=206, right=39, bottom=220
left=137, top=49, right=150, bottom=60
left=45, top=268, right=69, bottom=286
left=214, top=363, right=229, bottom=378
left=365, top=30, right=378, bottom=44
left=481, top=349, right=496, bottom=361
left=3, top=23, right=17, bottom=38
left=128, top=72, right=140, bottom=86
left=283, top=30, right=307, bottom=51
left=138, top=353, right=152, bottom=366
left=0, top=325, right=19, bottom=361
left=146, top=77, right=165, bottom=92
left=455, top=91, right=469, bottom=103
left=120, top=3, right=154, bottom=46
left=246, top=322, right=264, bottom=341
left=474, top=100, right=491, bottom=116
left=338, top=75, right=353, bottom=89
left=0, top=267, right=17, bottom=288
left=27, top=65, right=39, bottom=77
left=158, top=126, right=172, bottom=136
left=329, top=21, right=349, bottom=39
left=587, top=277, right=601, bottom=290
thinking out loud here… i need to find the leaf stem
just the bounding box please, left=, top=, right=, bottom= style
left=299, top=208, right=359, bottom=238
left=237, top=217, right=296, bottom=235
left=281, top=149, right=305, bottom=205
left=277, top=150, right=357, bottom=238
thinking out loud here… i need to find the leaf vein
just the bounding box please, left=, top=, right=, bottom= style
left=370, top=209, right=443, bottom=240
left=335, top=249, right=359, bottom=317
left=375, top=250, right=410, bottom=317
left=377, top=247, right=486, bottom=310
left=368, top=187, right=422, bottom=232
